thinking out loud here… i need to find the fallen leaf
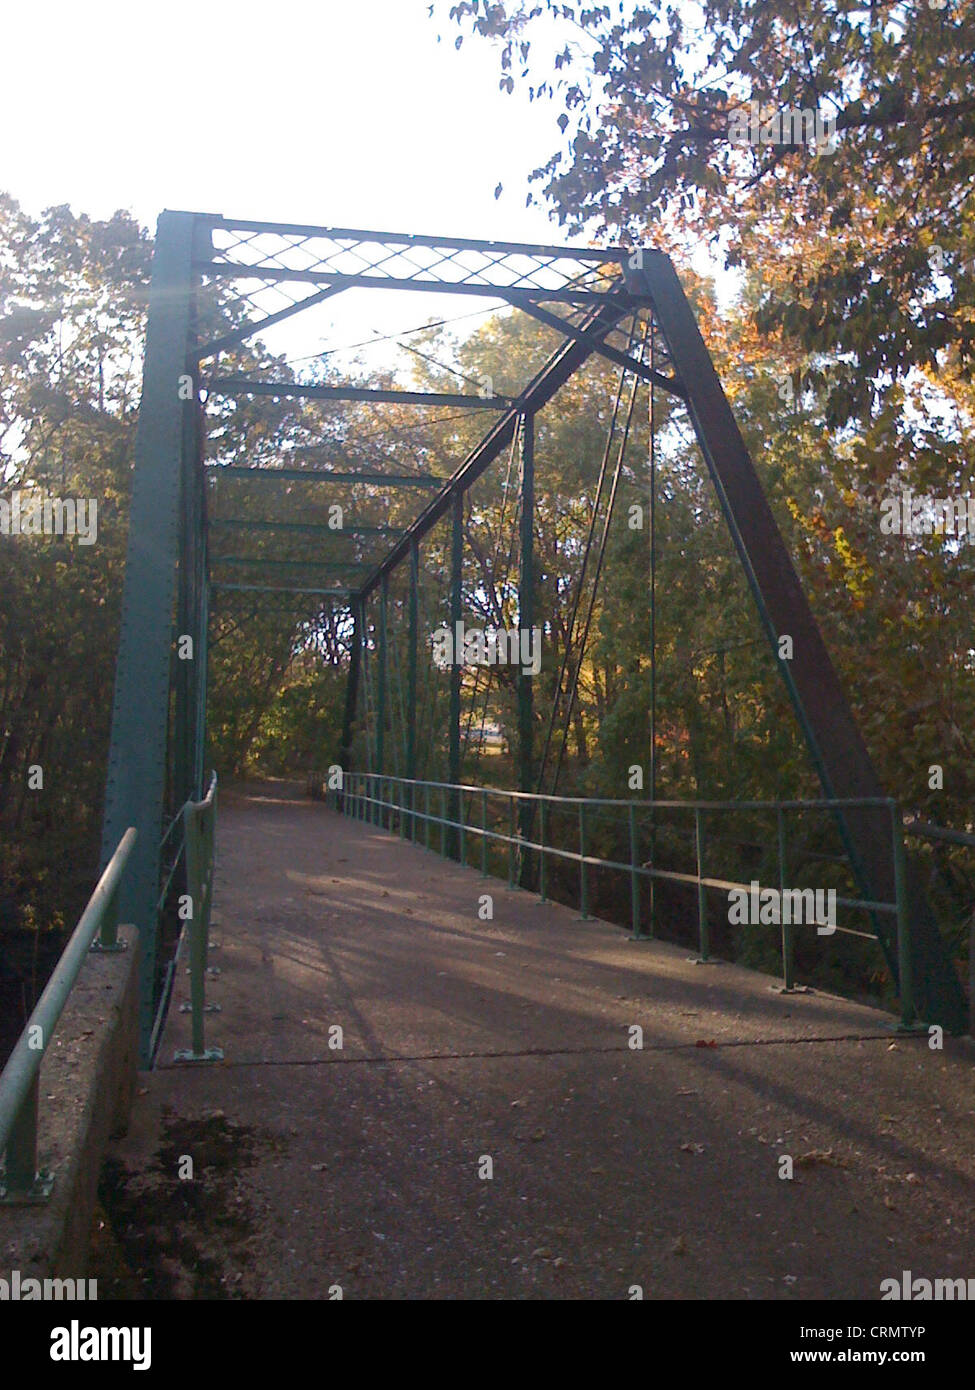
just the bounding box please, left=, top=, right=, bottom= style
left=795, top=1149, right=849, bottom=1169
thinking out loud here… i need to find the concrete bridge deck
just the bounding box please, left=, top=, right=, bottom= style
left=93, top=781, right=975, bottom=1300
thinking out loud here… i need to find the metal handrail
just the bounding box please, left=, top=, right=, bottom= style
left=340, top=773, right=894, bottom=812
left=338, top=772, right=922, bottom=1031
left=0, top=826, right=138, bottom=1202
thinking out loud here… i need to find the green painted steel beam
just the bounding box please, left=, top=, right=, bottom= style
left=407, top=539, right=418, bottom=783
left=194, top=574, right=209, bottom=796
left=211, top=553, right=378, bottom=569
left=210, top=519, right=407, bottom=536
left=340, top=599, right=363, bottom=780
left=208, top=378, right=509, bottom=409
left=514, top=298, right=685, bottom=399
left=377, top=576, right=387, bottom=777
left=200, top=215, right=626, bottom=263
left=448, top=492, right=463, bottom=858
left=99, top=210, right=200, bottom=1065
left=630, top=251, right=966, bottom=1030
left=174, top=380, right=199, bottom=813
left=199, top=261, right=617, bottom=308
left=215, top=559, right=368, bottom=573
left=206, top=465, right=444, bottom=487
left=195, top=285, right=344, bottom=363
left=211, top=583, right=351, bottom=596
left=354, top=294, right=634, bottom=601
left=518, top=411, right=535, bottom=887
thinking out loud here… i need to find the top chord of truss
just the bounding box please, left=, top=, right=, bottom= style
left=195, top=215, right=631, bottom=304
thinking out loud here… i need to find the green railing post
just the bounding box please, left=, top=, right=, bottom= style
left=629, top=802, right=641, bottom=939
left=538, top=799, right=547, bottom=903
left=189, top=813, right=206, bottom=1057
left=399, top=780, right=405, bottom=839
left=508, top=796, right=516, bottom=888
left=695, top=808, right=710, bottom=962
left=892, top=801, right=918, bottom=1030
left=459, top=788, right=466, bottom=866
left=175, top=777, right=222, bottom=1064
left=91, top=875, right=126, bottom=954
left=425, top=784, right=431, bottom=850
left=440, top=786, right=447, bottom=858
left=481, top=789, right=488, bottom=877
left=411, top=783, right=417, bottom=844
left=778, top=806, right=795, bottom=991
left=102, top=883, right=119, bottom=950
left=4, top=1074, right=41, bottom=1199
left=579, top=802, right=589, bottom=919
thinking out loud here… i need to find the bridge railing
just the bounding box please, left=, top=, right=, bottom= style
left=336, top=773, right=922, bottom=1032
left=0, top=826, right=138, bottom=1203
left=173, top=772, right=222, bottom=1063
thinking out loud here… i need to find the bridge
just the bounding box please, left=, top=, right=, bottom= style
left=1, top=214, right=972, bottom=1298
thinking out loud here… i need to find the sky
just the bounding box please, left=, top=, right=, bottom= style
left=3, top=0, right=560, bottom=240
left=2, top=0, right=727, bottom=368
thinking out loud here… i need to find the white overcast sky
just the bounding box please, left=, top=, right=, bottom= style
left=2, top=0, right=563, bottom=238
left=2, top=0, right=725, bottom=365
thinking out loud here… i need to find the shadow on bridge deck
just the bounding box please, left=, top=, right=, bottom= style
left=94, top=780, right=975, bottom=1300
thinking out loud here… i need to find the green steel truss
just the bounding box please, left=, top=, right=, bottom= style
left=102, top=213, right=967, bottom=1067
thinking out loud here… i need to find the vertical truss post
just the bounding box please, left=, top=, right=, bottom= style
left=193, top=570, right=210, bottom=798
left=448, top=491, right=463, bottom=858
left=377, top=574, right=388, bottom=782
left=182, top=386, right=210, bottom=803
left=340, top=597, right=362, bottom=802
left=100, top=210, right=200, bottom=1066
left=646, top=319, right=657, bottom=939
left=407, top=538, right=419, bottom=837
left=517, top=411, right=535, bottom=888
left=174, top=391, right=198, bottom=811
left=193, top=398, right=210, bottom=800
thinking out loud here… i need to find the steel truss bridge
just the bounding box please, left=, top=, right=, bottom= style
left=97, top=211, right=966, bottom=1064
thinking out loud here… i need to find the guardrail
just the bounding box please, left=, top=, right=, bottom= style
left=174, top=772, right=222, bottom=1063
left=337, top=773, right=924, bottom=1032
left=0, top=827, right=137, bottom=1203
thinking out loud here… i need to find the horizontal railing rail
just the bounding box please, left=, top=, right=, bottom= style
left=336, top=773, right=925, bottom=1032
left=0, top=826, right=138, bottom=1203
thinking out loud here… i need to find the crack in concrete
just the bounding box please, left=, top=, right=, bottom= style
left=157, top=1029, right=905, bottom=1070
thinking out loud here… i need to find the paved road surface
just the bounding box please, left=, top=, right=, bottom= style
left=95, top=782, right=975, bottom=1300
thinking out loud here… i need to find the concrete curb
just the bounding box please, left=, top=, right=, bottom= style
left=1, top=923, right=140, bottom=1284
